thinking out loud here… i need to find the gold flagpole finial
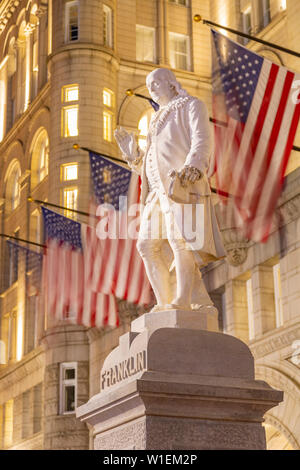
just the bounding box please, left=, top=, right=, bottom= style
left=126, top=89, right=134, bottom=96
left=73, top=143, right=80, bottom=150
left=193, top=14, right=202, bottom=22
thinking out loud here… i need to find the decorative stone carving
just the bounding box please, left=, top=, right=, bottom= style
left=220, top=226, right=250, bottom=266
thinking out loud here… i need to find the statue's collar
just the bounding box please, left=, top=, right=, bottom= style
left=150, top=95, right=192, bottom=135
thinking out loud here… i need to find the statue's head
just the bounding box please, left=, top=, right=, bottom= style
left=146, top=68, right=188, bottom=106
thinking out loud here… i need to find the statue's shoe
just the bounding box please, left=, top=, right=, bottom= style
left=149, top=305, right=166, bottom=313
left=164, top=303, right=192, bottom=311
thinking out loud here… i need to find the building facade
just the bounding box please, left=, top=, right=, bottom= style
left=0, top=0, right=299, bottom=450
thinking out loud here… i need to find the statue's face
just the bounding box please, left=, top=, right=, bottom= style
left=146, top=70, right=176, bottom=105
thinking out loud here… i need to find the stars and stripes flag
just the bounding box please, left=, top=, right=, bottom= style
left=88, top=151, right=152, bottom=306
left=6, top=240, right=43, bottom=296
left=211, top=29, right=300, bottom=242
left=42, top=207, right=118, bottom=328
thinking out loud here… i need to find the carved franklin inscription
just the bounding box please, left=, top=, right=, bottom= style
left=101, top=350, right=147, bottom=390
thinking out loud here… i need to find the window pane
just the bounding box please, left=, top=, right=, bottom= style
left=65, top=385, right=75, bottom=412
left=103, top=89, right=113, bottom=107
left=65, top=368, right=75, bottom=380
left=69, top=5, right=78, bottom=41
left=64, top=188, right=78, bottom=211
left=103, top=5, right=113, bottom=47
left=62, top=163, right=78, bottom=181
left=64, top=106, right=78, bottom=137
left=136, top=26, right=155, bottom=62
left=65, top=86, right=79, bottom=102
left=169, top=33, right=189, bottom=70
left=103, top=112, right=112, bottom=141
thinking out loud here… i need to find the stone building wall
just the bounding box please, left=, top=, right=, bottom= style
left=0, top=0, right=299, bottom=450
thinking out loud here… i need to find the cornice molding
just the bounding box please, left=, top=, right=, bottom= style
left=0, top=0, right=21, bottom=34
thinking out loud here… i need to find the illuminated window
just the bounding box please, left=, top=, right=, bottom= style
left=136, top=25, right=156, bottom=63
left=62, top=85, right=79, bottom=138
left=60, top=363, right=77, bottom=414
left=3, top=400, right=13, bottom=448
left=65, top=1, right=79, bottom=42
left=63, top=85, right=79, bottom=103
left=103, top=89, right=113, bottom=108
left=103, top=4, right=113, bottom=47
left=61, top=163, right=78, bottom=181
left=169, top=32, right=190, bottom=71
left=138, top=108, right=154, bottom=151
left=273, top=264, right=283, bottom=328
left=280, top=0, right=286, bottom=10
left=63, top=187, right=78, bottom=219
left=31, top=129, right=49, bottom=188
left=63, top=107, right=78, bottom=137
left=103, top=111, right=113, bottom=142
left=103, top=88, right=114, bottom=142
left=5, top=161, right=21, bottom=212
left=32, top=40, right=38, bottom=99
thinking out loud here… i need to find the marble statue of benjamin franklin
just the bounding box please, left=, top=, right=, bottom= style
left=115, top=68, right=226, bottom=312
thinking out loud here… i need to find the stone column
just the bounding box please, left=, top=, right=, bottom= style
left=251, top=264, right=276, bottom=337
left=77, top=309, right=283, bottom=450
left=36, top=6, right=48, bottom=90
left=224, top=279, right=249, bottom=343
left=24, top=24, right=35, bottom=110
left=280, top=248, right=300, bottom=323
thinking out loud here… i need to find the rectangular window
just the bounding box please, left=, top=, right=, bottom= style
left=103, top=4, right=113, bottom=48
left=103, top=89, right=113, bottom=108
left=62, top=106, right=78, bottom=137
left=61, top=163, right=78, bottom=182
left=169, top=0, right=188, bottom=5
left=62, top=85, right=79, bottom=137
left=103, top=88, right=114, bottom=143
left=63, top=84, right=79, bottom=103
left=59, top=362, right=77, bottom=414
left=3, top=400, right=13, bottom=448
left=246, top=278, right=255, bottom=341
left=273, top=264, right=283, bottom=328
left=103, top=111, right=113, bottom=142
left=65, top=1, right=79, bottom=42
left=136, top=25, right=156, bottom=63
left=169, top=32, right=190, bottom=71
left=63, top=187, right=78, bottom=219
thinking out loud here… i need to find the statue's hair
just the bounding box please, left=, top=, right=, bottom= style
left=146, top=68, right=189, bottom=97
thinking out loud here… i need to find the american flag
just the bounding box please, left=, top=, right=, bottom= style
left=211, top=29, right=300, bottom=242
left=42, top=207, right=118, bottom=328
left=6, top=240, right=43, bottom=296
left=88, top=151, right=152, bottom=306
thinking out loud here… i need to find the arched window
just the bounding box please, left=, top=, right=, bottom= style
left=30, top=128, right=49, bottom=189
left=5, top=160, right=21, bottom=212
left=138, top=108, right=154, bottom=151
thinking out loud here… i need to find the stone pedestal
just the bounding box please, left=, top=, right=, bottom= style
left=76, top=309, right=283, bottom=450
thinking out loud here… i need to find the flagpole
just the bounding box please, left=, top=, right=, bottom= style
left=28, top=196, right=98, bottom=219
left=193, top=14, right=300, bottom=58
left=0, top=233, right=46, bottom=249
left=73, top=143, right=128, bottom=166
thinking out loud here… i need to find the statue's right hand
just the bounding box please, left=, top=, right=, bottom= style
left=114, top=127, right=138, bottom=162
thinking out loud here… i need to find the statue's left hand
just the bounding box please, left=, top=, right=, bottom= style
left=178, top=166, right=203, bottom=187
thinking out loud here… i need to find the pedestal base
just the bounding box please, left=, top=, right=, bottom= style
left=77, top=310, right=283, bottom=450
